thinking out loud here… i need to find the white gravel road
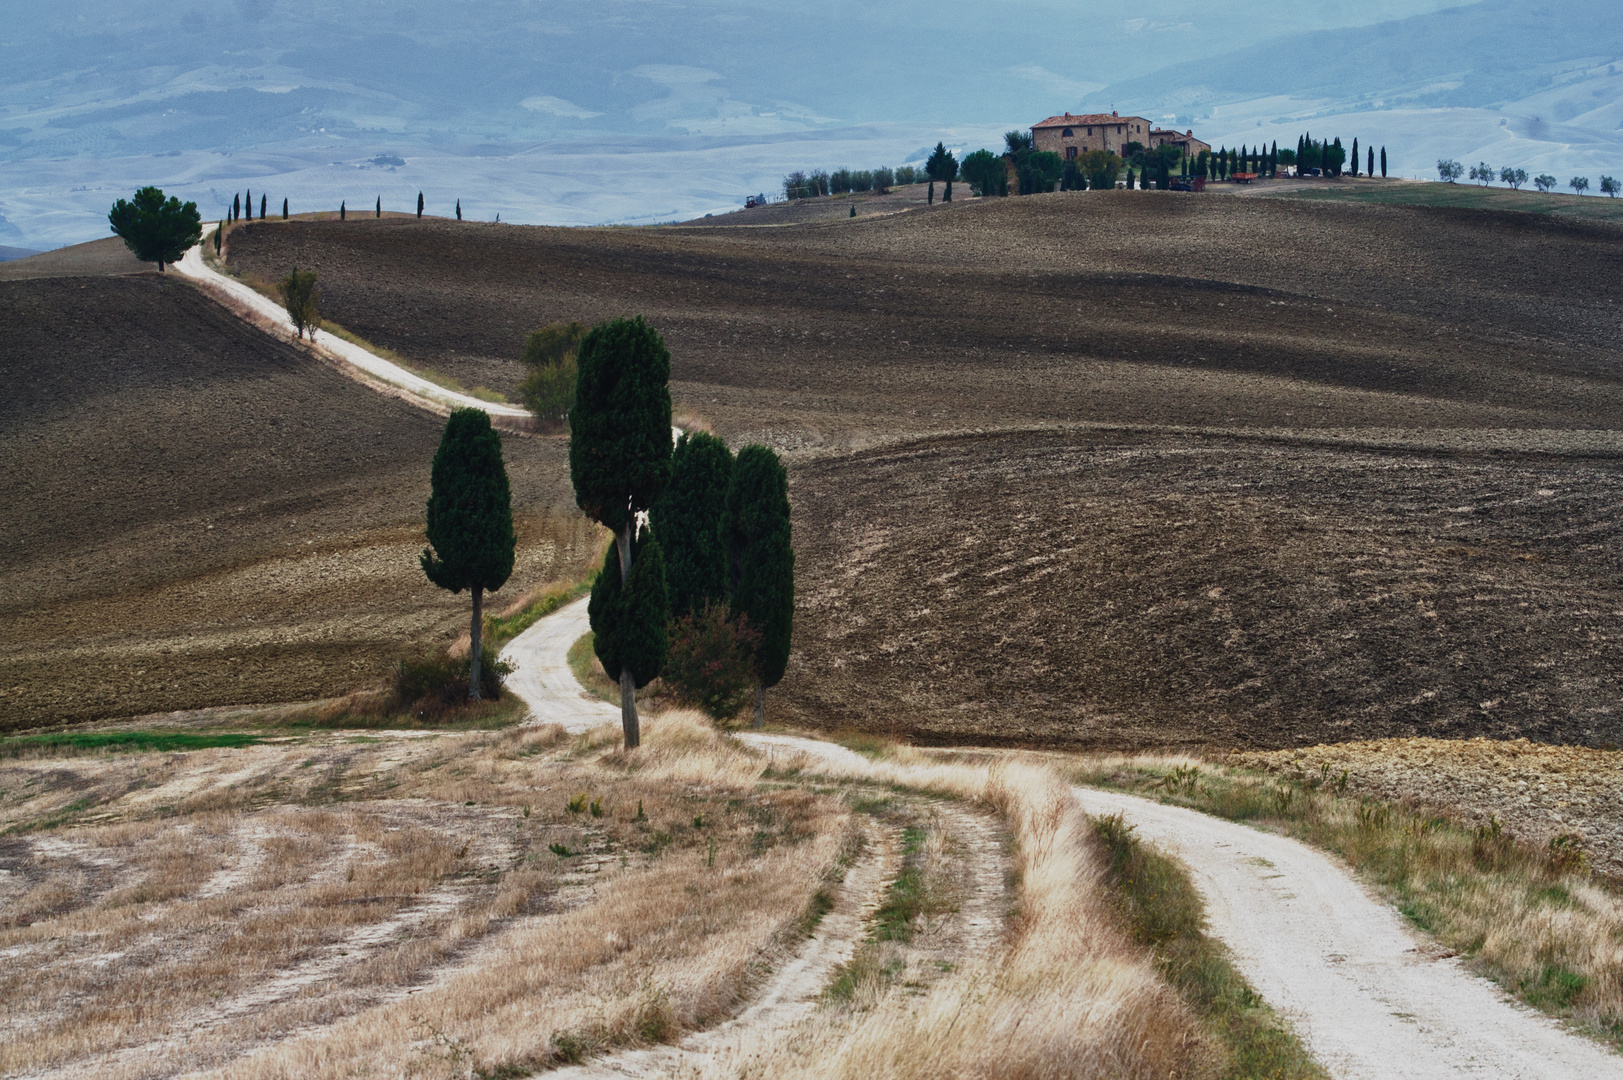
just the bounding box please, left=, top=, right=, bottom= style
left=499, top=596, right=618, bottom=733
left=176, top=227, right=530, bottom=420
left=1074, top=786, right=1623, bottom=1079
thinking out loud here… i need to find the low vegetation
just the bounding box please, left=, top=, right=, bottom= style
left=0, top=730, right=264, bottom=759
left=1092, top=813, right=1326, bottom=1079
left=1076, top=757, right=1623, bottom=1048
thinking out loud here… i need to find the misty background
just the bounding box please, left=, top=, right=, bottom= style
left=3, top=0, right=1621, bottom=249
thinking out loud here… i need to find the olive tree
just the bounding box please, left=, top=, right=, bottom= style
left=278, top=267, right=320, bottom=339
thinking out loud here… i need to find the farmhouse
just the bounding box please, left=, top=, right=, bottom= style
left=1031, top=111, right=1209, bottom=161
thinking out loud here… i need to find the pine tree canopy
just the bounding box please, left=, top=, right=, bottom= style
left=420, top=408, right=516, bottom=595
left=724, top=445, right=794, bottom=689
left=589, top=528, right=670, bottom=688
left=570, top=317, right=674, bottom=533
left=108, top=186, right=203, bottom=271
left=652, top=431, right=734, bottom=619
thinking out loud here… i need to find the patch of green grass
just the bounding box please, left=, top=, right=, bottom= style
left=872, top=826, right=929, bottom=943
left=1257, top=178, right=1623, bottom=223
left=0, top=730, right=265, bottom=759
left=1092, top=814, right=1327, bottom=1080
left=484, top=582, right=590, bottom=650
left=835, top=732, right=899, bottom=760
left=566, top=632, right=664, bottom=708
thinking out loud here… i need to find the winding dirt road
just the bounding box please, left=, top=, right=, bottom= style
left=176, top=226, right=531, bottom=421
left=1074, top=787, right=1623, bottom=1079
left=499, top=596, right=618, bottom=733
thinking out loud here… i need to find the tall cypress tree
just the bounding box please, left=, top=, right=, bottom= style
left=245, top=189, right=252, bottom=220
left=282, top=197, right=288, bottom=220
left=723, top=445, right=794, bottom=727
left=375, top=196, right=381, bottom=218
left=570, top=317, right=674, bottom=747
left=1368, top=145, right=1374, bottom=177
left=232, top=193, right=240, bottom=221
left=420, top=408, right=516, bottom=701
left=456, top=199, right=461, bottom=221
left=1351, top=138, right=1359, bottom=177
left=417, top=191, right=424, bottom=219
left=651, top=431, right=733, bottom=619
left=588, top=528, right=669, bottom=699
left=1381, top=147, right=1387, bottom=178
left=340, top=201, right=346, bottom=221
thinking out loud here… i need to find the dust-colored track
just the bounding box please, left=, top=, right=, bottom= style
left=1074, top=785, right=1623, bottom=1079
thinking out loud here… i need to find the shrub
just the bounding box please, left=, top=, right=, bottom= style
left=660, top=603, right=761, bottom=720
left=394, top=644, right=512, bottom=709
left=872, top=166, right=894, bottom=192
left=895, top=165, right=918, bottom=185
left=278, top=266, right=321, bottom=339
left=519, top=321, right=586, bottom=422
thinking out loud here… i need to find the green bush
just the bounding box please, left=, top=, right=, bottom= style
left=519, top=320, right=586, bottom=422
left=661, top=603, right=762, bottom=720
left=394, top=645, right=512, bottom=708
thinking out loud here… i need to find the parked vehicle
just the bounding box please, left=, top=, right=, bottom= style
left=744, top=193, right=768, bottom=208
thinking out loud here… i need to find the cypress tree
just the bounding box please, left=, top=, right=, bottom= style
left=651, top=431, right=733, bottom=619
left=420, top=408, right=516, bottom=701
left=1368, top=145, right=1374, bottom=177
left=245, top=189, right=252, bottom=220
left=282, top=197, right=288, bottom=220
left=1351, top=138, right=1359, bottom=177
left=588, top=528, right=670, bottom=697
left=340, top=201, right=346, bottom=221
left=214, top=221, right=222, bottom=253
left=723, top=445, right=794, bottom=727
left=260, top=194, right=266, bottom=218
left=232, top=193, right=240, bottom=221
left=1381, top=146, right=1387, bottom=178
left=417, top=191, right=424, bottom=219
left=456, top=199, right=461, bottom=221
left=928, top=180, right=934, bottom=204
left=375, top=196, right=381, bottom=218
left=569, top=317, right=674, bottom=748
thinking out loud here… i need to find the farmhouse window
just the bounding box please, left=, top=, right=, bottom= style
left=1066, top=146, right=1077, bottom=159
left=1062, top=127, right=1073, bottom=137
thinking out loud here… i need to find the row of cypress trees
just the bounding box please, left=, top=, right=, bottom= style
left=569, top=318, right=794, bottom=746
left=418, top=316, right=795, bottom=748
left=224, top=191, right=447, bottom=223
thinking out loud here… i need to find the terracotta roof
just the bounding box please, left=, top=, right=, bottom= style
left=1032, top=113, right=1148, bottom=128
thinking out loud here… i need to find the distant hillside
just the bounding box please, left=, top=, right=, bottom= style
left=0, top=246, right=40, bottom=262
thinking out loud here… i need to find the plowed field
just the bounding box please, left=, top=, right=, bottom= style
left=0, top=274, right=593, bottom=731
left=225, top=193, right=1623, bottom=748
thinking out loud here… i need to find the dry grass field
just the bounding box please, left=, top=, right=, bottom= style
left=0, top=716, right=1231, bottom=1080
left=224, top=194, right=1623, bottom=749
left=0, top=273, right=598, bottom=731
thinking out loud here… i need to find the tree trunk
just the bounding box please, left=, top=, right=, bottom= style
left=752, top=682, right=765, bottom=728
left=468, top=585, right=483, bottom=701
left=617, top=523, right=640, bottom=748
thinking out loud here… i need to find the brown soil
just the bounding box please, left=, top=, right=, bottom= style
left=222, top=196, right=1623, bottom=750
left=1235, top=738, right=1623, bottom=876
left=777, top=428, right=1623, bottom=750
left=0, top=274, right=594, bottom=731
left=224, top=191, right=1623, bottom=448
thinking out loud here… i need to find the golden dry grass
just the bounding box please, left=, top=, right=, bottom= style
left=694, top=745, right=1210, bottom=1080
left=0, top=716, right=851, bottom=1079
left=1076, top=754, right=1623, bottom=1048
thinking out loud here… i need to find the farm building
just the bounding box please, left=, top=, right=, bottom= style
left=1031, top=111, right=1208, bottom=162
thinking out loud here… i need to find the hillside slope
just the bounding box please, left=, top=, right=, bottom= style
left=225, top=194, right=1623, bottom=748
left=0, top=272, right=590, bottom=730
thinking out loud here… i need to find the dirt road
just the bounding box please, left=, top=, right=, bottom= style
left=175, top=227, right=530, bottom=421
left=499, top=596, right=619, bottom=732
left=1073, top=786, right=1623, bottom=1079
